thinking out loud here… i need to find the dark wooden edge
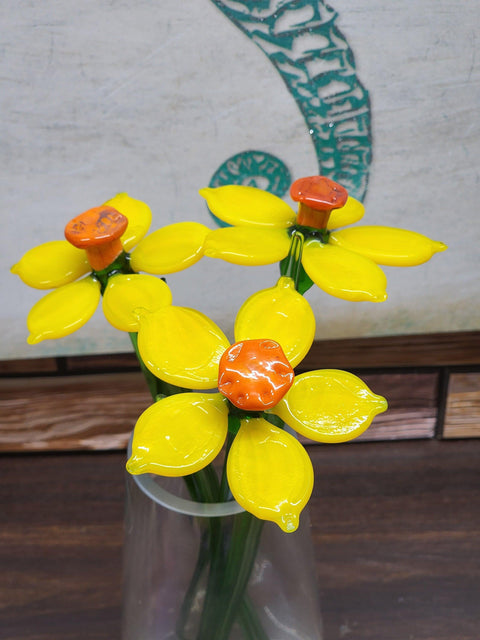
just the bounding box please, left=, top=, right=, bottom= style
left=299, top=331, right=480, bottom=369
left=1, top=331, right=479, bottom=377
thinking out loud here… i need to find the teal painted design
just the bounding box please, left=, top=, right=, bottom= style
left=207, top=150, right=292, bottom=227
left=209, top=150, right=292, bottom=194
left=209, top=0, right=372, bottom=202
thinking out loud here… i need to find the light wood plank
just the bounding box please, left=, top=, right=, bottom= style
left=443, top=372, right=480, bottom=439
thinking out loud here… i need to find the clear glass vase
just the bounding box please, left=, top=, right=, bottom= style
left=122, top=469, right=323, bottom=640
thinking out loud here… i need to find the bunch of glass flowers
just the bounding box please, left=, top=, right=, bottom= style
left=12, top=176, right=446, bottom=639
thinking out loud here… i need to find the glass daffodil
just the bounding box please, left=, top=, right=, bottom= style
left=11, top=194, right=210, bottom=344
left=127, top=282, right=387, bottom=532
left=200, top=175, right=447, bottom=302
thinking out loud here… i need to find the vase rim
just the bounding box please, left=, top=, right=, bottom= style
left=127, top=434, right=245, bottom=518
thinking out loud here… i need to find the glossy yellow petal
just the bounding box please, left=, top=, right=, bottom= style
left=137, top=306, right=230, bottom=389
left=204, top=227, right=290, bottom=265
left=227, top=417, right=314, bottom=532
left=302, top=240, right=387, bottom=302
left=26, top=276, right=101, bottom=344
left=327, top=196, right=365, bottom=230
left=199, top=185, right=296, bottom=228
left=234, top=276, right=315, bottom=368
left=127, top=393, right=228, bottom=476
left=330, top=226, right=448, bottom=266
left=104, top=193, right=152, bottom=251
left=102, top=274, right=172, bottom=332
left=11, top=241, right=90, bottom=290
left=130, top=222, right=209, bottom=274
left=271, top=369, right=388, bottom=443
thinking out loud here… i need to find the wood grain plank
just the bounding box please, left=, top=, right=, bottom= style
left=0, top=452, right=124, bottom=640
left=309, top=439, right=480, bottom=640
left=0, top=371, right=439, bottom=451
left=299, top=331, right=480, bottom=370
left=1, top=440, right=479, bottom=640
left=0, top=372, right=150, bottom=452
left=0, top=357, right=58, bottom=376
left=443, top=372, right=480, bottom=439
left=64, top=352, right=138, bottom=373
left=1, top=332, right=478, bottom=378
left=355, top=372, right=438, bottom=440
left=296, top=372, right=438, bottom=444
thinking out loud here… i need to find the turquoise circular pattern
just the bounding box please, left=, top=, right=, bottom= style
left=207, top=150, right=292, bottom=227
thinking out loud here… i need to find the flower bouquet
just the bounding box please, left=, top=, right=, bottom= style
left=12, top=176, right=446, bottom=639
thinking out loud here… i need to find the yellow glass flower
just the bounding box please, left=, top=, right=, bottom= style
left=127, top=283, right=387, bottom=532
left=11, top=194, right=210, bottom=344
left=200, top=177, right=447, bottom=302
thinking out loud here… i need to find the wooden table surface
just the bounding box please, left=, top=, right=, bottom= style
left=1, top=438, right=479, bottom=640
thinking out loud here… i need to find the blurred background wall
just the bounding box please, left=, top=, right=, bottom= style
left=2, top=0, right=479, bottom=360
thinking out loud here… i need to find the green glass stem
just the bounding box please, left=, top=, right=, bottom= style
left=209, top=512, right=265, bottom=640
left=238, top=597, right=271, bottom=640
left=194, top=417, right=268, bottom=640
left=129, top=332, right=160, bottom=400
left=93, top=250, right=134, bottom=293
left=175, top=528, right=210, bottom=640
left=280, top=227, right=335, bottom=295
left=281, top=230, right=305, bottom=290
left=218, top=430, right=236, bottom=502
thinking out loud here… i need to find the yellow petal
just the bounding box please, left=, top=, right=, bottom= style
left=204, top=227, right=290, bottom=266
left=327, top=196, right=365, bottom=230
left=11, top=241, right=90, bottom=289
left=302, top=240, right=387, bottom=302
left=271, top=370, right=388, bottom=443
left=234, top=276, right=315, bottom=368
left=227, top=417, right=314, bottom=532
left=102, top=274, right=172, bottom=332
left=26, top=276, right=101, bottom=344
left=130, top=222, right=209, bottom=274
left=104, top=193, right=152, bottom=251
left=137, top=306, right=230, bottom=389
left=127, top=393, right=228, bottom=476
left=330, top=226, right=448, bottom=266
left=199, top=185, right=296, bottom=228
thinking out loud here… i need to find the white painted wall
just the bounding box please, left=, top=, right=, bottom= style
left=2, top=0, right=479, bottom=359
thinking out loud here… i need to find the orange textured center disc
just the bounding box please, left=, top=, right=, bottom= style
left=65, top=206, right=128, bottom=248
left=218, top=339, right=294, bottom=411
left=290, top=175, right=348, bottom=211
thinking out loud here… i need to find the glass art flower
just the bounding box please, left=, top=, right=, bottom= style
left=11, top=194, right=210, bottom=343
left=200, top=176, right=447, bottom=302
left=127, top=279, right=387, bottom=532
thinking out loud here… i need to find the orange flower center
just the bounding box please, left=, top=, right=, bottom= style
left=65, top=206, right=128, bottom=271
left=290, top=175, right=348, bottom=229
left=218, top=339, right=294, bottom=411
